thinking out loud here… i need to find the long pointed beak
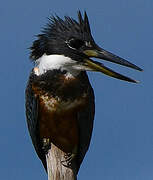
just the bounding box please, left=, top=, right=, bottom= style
left=83, top=47, right=143, bottom=83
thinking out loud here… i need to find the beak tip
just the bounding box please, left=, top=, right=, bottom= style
left=136, top=66, right=143, bottom=72
left=135, top=80, right=140, bottom=83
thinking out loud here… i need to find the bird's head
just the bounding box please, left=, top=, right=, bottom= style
left=30, top=11, right=142, bottom=82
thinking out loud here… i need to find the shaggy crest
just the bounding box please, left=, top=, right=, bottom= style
left=30, top=11, right=93, bottom=60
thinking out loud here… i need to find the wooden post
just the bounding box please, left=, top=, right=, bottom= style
left=46, top=143, right=77, bottom=180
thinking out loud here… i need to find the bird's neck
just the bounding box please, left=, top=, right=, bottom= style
left=34, top=54, right=81, bottom=78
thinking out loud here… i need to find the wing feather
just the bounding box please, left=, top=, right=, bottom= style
left=25, top=72, right=47, bottom=171
left=77, top=83, right=95, bottom=172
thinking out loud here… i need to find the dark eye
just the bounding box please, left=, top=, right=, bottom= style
left=68, top=38, right=85, bottom=49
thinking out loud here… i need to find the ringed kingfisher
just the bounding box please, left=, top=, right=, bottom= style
left=25, top=11, right=142, bottom=175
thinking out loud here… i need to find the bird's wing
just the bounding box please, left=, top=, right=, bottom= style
left=25, top=73, right=47, bottom=171
left=77, top=85, right=95, bottom=172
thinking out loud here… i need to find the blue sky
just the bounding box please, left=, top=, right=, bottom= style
left=1, top=0, right=153, bottom=179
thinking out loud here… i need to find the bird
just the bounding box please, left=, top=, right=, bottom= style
left=25, top=11, right=142, bottom=176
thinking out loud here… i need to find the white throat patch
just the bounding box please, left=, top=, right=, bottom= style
left=34, top=54, right=86, bottom=77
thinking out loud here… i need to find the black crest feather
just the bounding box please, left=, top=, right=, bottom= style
left=30, top=11, right=92, bottom=60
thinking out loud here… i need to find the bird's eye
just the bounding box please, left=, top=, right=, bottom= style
left=67, top=38, right=85, bottom=49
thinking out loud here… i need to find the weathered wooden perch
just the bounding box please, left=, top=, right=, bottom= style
left=46, top=143, right=77, bottom=180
